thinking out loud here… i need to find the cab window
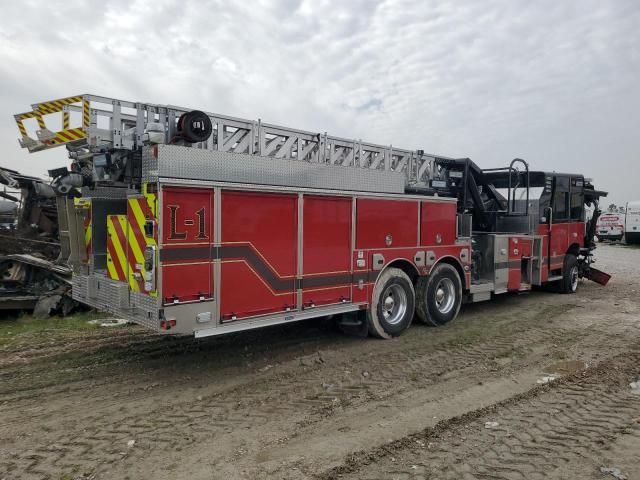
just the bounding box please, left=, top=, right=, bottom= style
left=553, top=177, right=569, bottom=221
left=570, top=192, right=583, bottom=220
left=570, top=177, right=584, bottom=221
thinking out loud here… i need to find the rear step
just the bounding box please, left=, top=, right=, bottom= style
left=547, top=275, right=563, bottom=282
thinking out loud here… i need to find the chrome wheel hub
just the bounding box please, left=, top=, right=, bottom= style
left=434, top=278, right=455, bottom=314
left=381, top=284, right=408, bottom=326
left=570, top=266, right=579, bottom=291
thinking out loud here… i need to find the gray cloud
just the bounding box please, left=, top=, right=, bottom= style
left=0, top=0, right=638, bottom=204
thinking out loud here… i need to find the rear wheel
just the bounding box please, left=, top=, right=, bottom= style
left=560, top=254, right=579, bottom=294
left=367, top=268, right=415, bottom=339
left=415, top=263, right=463, bottom=326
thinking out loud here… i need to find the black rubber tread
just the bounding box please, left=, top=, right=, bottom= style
left=560, top=254, right=578, bottom=294
left=366, top=268, right=415, bottom=339
left=415, top=276, right=436, bottom=326
left=415, top=263, right=462, bottom=326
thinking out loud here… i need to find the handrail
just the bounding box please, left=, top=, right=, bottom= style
left=508, top=158, right=529, bottom=216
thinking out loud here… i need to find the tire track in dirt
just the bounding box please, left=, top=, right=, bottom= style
left=317, top=350, right=640, bottom=480
left=0, top=296, right=583, bottom=397
left=0, top=321, right=593, bottom=480
left=4, top=277, right=638, bottom=480
left=0, top=322, right=349, bottom=403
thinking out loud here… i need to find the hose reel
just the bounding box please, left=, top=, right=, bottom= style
left=177, top=110, right=213, bottom=143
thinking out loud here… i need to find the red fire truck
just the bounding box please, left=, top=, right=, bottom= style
left=14, top=95, right=610, bottom=338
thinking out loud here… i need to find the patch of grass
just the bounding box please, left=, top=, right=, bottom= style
left=0, top=310, right=109, bottom=347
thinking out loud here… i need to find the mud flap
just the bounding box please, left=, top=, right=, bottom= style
left=337, top=310, right=369, bottom=337
left=586, top=267, right=611, bottom=286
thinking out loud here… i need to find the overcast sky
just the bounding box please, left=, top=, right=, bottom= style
left=1, top=0, right=638, bottom=205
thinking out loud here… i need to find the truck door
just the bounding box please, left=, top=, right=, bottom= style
left=548, top=176, right=570, bottom=272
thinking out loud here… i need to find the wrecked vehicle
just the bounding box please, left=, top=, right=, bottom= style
left=0, top=199, right=17, bottom=230
left=0, top=166, right=77, bottom=316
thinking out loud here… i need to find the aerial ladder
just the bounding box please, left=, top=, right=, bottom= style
left=14, top=94, right=450, bottom=191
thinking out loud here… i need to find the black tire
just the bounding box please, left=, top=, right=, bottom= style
left=415, top=263, right=462, bottom=326
left=367, top=268, right=415, bottom=339
left=560, top=254, right=579, bottom=294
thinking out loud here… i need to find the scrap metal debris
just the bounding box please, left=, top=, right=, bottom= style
left=0, top=165, right=78, bottom=317
left=600, top=467, right=628, bottom=480
left=0, top=253, right=73, bottom=317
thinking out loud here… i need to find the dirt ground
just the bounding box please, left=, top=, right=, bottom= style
left=1, top=243, right=639, bottom=480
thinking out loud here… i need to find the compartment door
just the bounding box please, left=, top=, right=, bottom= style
left=302, top=196, right=352, bottom=307
left=220, top=191, right=297, bottom=320
left=160, top=186, right=214, bottom=304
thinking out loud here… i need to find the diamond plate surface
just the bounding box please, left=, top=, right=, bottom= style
left=154, top=145, right=405, bottom=194
left=142, top=147, right=159, bottom=183
left=80, top=186, right=130, bottom=199
left=72, top=274, right=160, bottom=330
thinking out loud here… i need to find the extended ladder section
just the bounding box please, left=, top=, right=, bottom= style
left=14, top=94, right=450, bottom=186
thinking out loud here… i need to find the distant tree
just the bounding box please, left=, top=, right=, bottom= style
left=608, top=203, right=617, bottom=212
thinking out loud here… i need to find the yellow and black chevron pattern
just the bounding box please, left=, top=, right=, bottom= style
left=35, top=95, right=83, bottom=114
left=14, top=95, right=87, bottom=150
left=106, top=189, right=158, bottom=296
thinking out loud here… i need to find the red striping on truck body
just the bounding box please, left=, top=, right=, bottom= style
left=220, top=191, right=298, bottom=319
left=157, top=186, right=466, bottom=324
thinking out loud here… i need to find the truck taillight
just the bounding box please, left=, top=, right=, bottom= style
left=160, top=319, right=176, bottom=330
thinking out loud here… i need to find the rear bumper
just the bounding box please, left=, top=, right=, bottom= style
left=73, top=273, right=162, bottom=332
left=597, top=233, right=623, bottom=240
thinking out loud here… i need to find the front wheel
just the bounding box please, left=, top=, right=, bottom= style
left=367, top=268, right=415, bottom=339
left=415, top=263, right=463, bottom=326
left=560, top=254, right=579, bottom=294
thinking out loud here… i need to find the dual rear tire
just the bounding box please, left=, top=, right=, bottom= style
left=415, top=263, right=463, bottom=326
left=366, top=264, right=463, bottom=339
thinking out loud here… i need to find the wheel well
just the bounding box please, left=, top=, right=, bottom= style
left=386, top=259, right=420, bottom=284
left=566, top=243, right=580, bottom=257
left=433, top=256, right=467, bottom=290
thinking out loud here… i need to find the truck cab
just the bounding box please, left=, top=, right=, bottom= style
left=430, top=159, right=608, bottom=298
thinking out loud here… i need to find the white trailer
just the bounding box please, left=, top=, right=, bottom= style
left=625, top=201, right=640, bottom=244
